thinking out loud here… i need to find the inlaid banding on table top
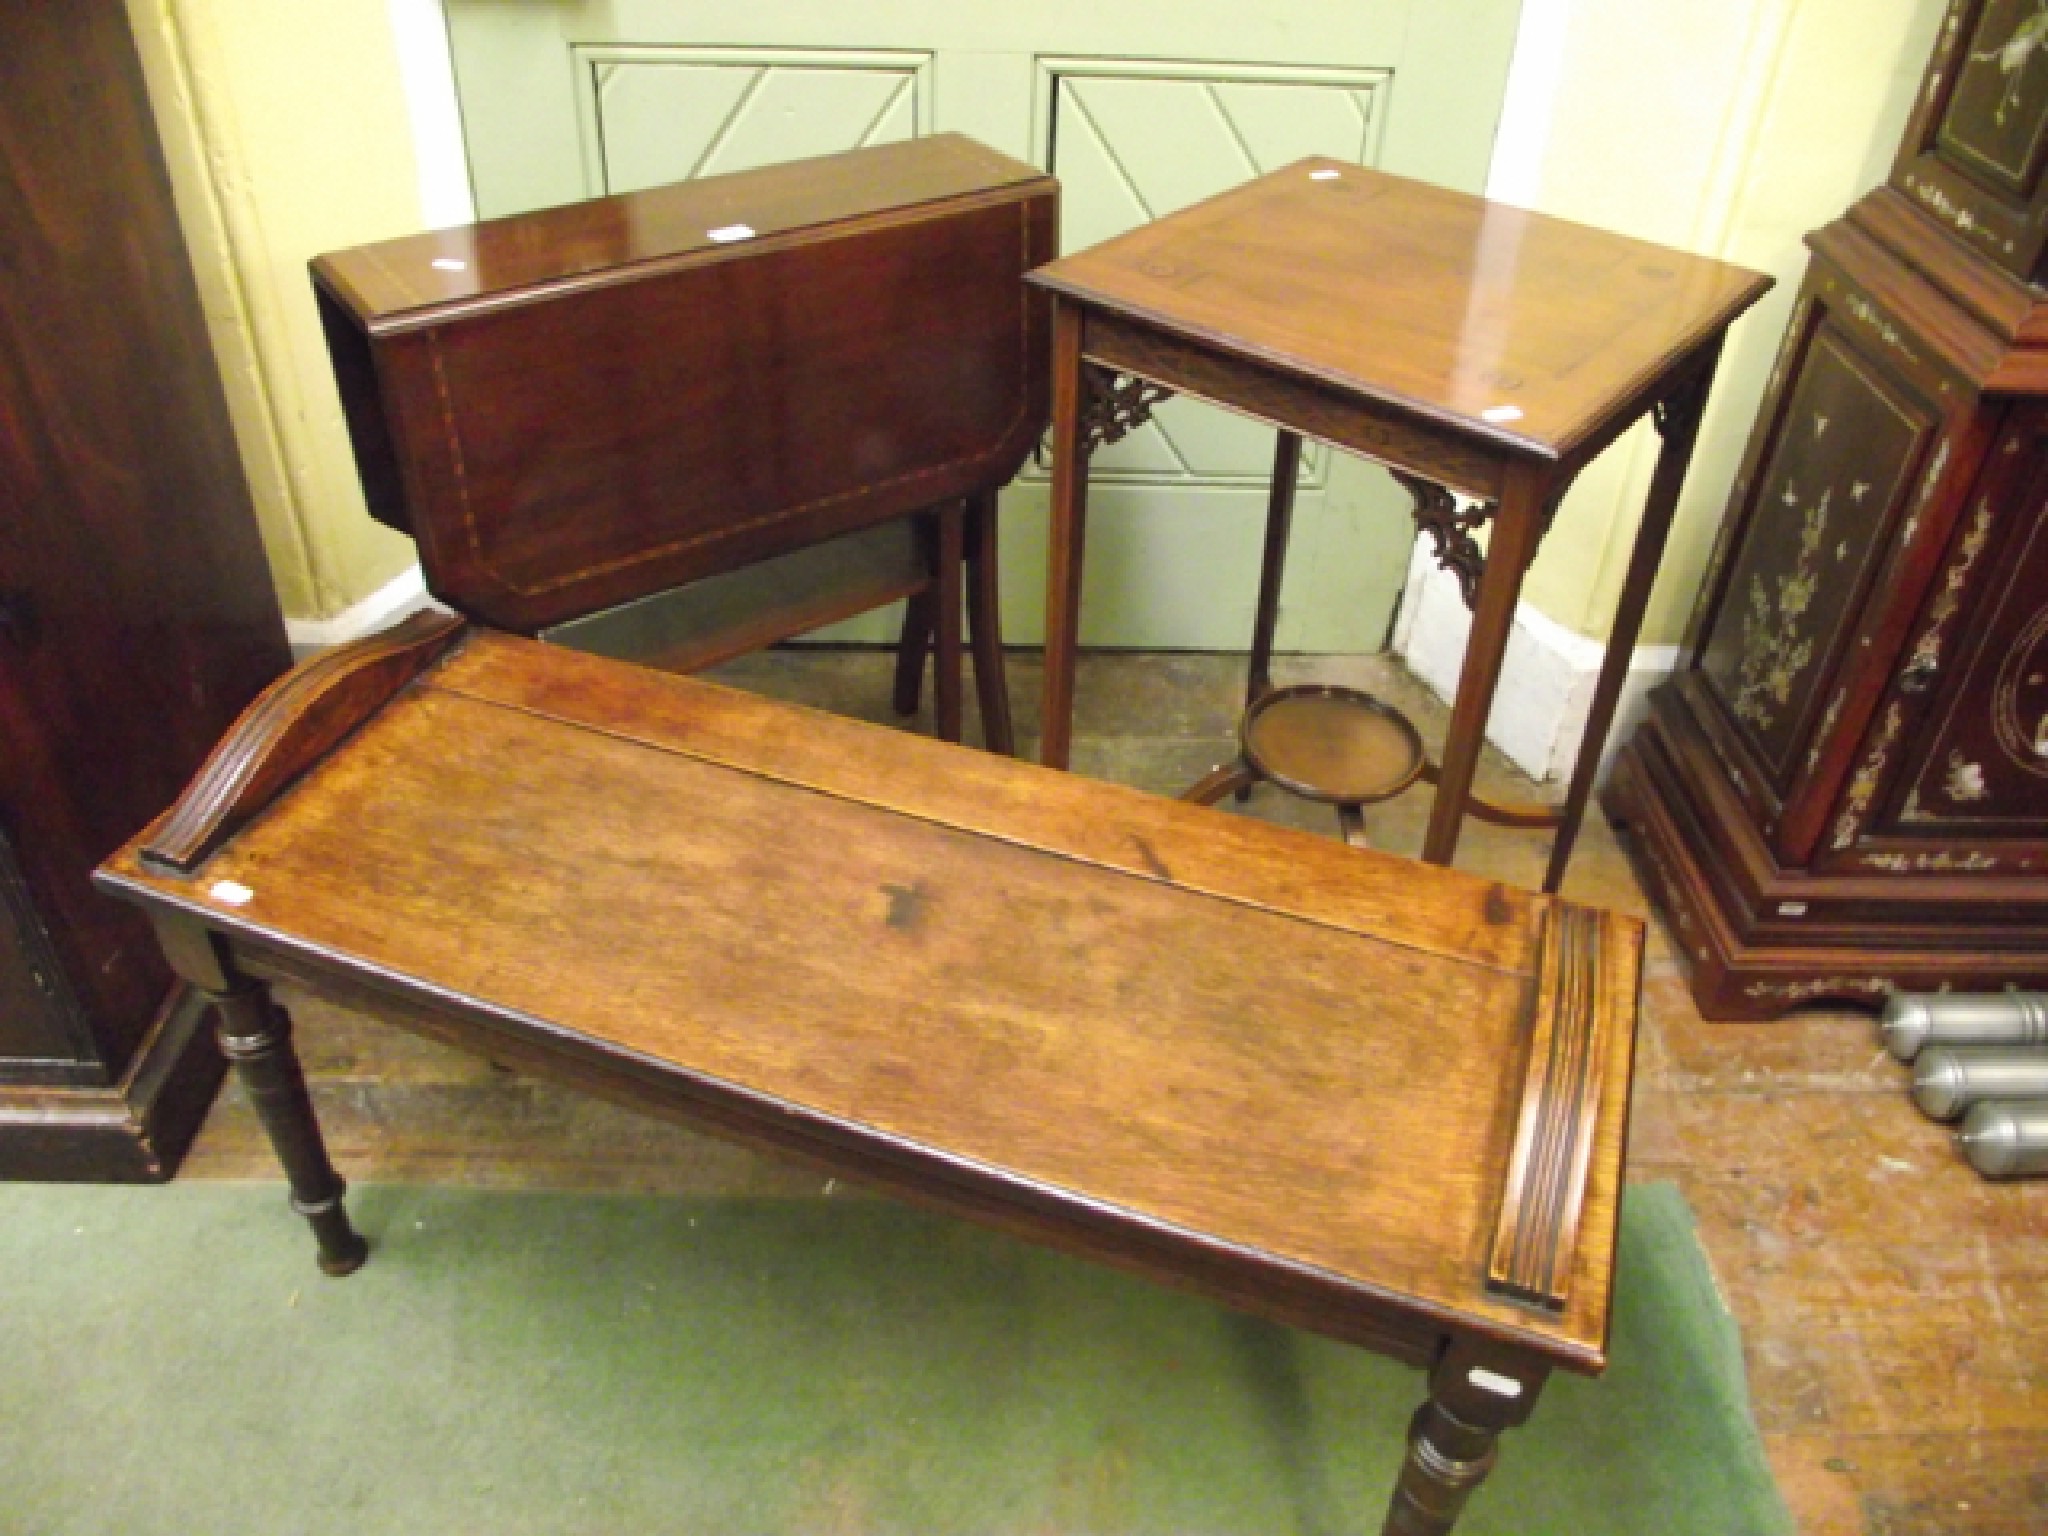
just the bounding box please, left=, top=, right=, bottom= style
left=1488, top=904, right=1614, bottom=1312
left=429, top=199, right=1044, bottom=608
left=311, top=135, right=1056, bottom=636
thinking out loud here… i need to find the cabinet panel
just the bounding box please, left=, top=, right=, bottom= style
left=1875, top=425, right=2048, bottom=861
left=1694, top=310, right=1937, bottom=797
left=1893, top=0, right=2048, bottom=284
left=1934, top=0, right=2048, bottom=198
left=0, top=828, right=92, bottom=1071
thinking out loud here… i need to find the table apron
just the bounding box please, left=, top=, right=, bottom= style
left=1082, top=309, right=1511, bottom=502
left=235, top=937, right=1465, bottom=1371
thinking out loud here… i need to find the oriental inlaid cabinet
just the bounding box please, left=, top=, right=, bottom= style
left=1608, top=0, right=2048, bottom=1019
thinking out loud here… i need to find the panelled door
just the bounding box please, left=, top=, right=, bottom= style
left=444, top=1, right=1523, bottom=648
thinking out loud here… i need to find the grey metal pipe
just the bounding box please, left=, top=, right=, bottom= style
left=1911, top=1048, right=2048, bottom=1120
left=1957, top=1100, right=2048, bottom=1179
left=1879, top=992, right=2048, bottom=1062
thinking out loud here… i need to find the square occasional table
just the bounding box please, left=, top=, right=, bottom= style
left=101, top=616, right=1641, bottom=1536
left=1030, top=161, right=1771, bottom=891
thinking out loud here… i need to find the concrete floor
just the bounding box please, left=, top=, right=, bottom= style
left=181, top=645, right=2048, bottom=1535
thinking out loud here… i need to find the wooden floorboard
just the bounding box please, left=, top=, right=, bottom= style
left=178, top=646, right=2048, bottom=1536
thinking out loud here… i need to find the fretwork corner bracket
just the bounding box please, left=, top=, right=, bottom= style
left=1395, top=470, right=1491, bottom=610
left=140, top=610, right=468, bottom=876
left=1651, top=359, right=1716, bottom=444
left=1486, top=903, right=1613, bottom=1311
left=1394, top=471, right=1569, bottom=614
left=1079, top=364, right=1174, bottom=454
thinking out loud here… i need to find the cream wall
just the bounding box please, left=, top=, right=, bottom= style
left=129, top=0, right=1950, bottom=637
left=125, top=0, right=428, bottom=625
left=1495, top=0, right=1948, bottom=645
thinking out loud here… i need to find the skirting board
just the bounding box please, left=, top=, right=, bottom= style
left=285, top=564, right=439, bottom=658
left=1392, top=536, right=1677, bottom=788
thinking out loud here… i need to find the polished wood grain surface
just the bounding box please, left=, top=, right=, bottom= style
left=101, top=629, right=1640, bottom=1371
left=439, top=637, right=1545, bottom=975
left=1028, top=158, right=1770, bottom=461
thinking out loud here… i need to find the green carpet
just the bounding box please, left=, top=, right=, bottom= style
left=0, top=1179, right=1787, bottom=1535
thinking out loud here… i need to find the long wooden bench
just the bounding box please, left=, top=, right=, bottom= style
left=97, top=615, right=1642, bottom=1536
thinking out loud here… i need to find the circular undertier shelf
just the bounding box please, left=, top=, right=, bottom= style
left=1240, top=684, right=1425, bottom=806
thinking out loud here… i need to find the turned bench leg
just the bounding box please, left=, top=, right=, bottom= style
left=211, top=979, right=369, bottom=1277
left=1383, top=1340, right=1546, bottom=1536
left=153, top=914, right=369, bottom=1276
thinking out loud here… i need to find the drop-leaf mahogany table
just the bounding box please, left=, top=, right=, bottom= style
left=311, top=134, right=1058, bottom=753
left=98, top=615, right=1642, bottom=1536
left=1029, top=160, right=1771, bottom=891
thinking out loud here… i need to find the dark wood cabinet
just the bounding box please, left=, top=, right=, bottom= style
left=1608, top=0, right=2048, bottom=1018
left=0, top=2, right=290, bottom=1175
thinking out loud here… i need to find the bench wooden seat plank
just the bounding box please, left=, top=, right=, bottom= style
left=434, top=635, right=1551, bottom=979
left=97, top=619, right=1644, bottom=1536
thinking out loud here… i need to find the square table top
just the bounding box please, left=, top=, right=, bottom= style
left=102, top=629, right=1641, bottom=1370
left=1028, top=159, right=1772, bottom=462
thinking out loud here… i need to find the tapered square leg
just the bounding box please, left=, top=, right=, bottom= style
left=1246, top=429, right=1304, bottom=710
left=964, top=488, right=1015, bottom=756
left=1542, top=342, right=1721, bottom=893
left=893, top=587, right=936, bottom=719
left=1420, top=464, right=1554, bottom=869
left=1040, top=303, right=1091, bottom=770
left=932, top=500, right=965, bottom=744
